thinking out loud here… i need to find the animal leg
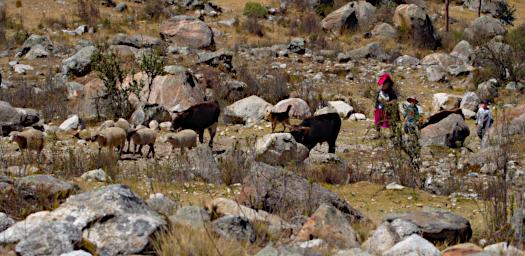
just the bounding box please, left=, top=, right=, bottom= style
left=138, top=145, right=144, bottom=156
left=147, top=144, right=155, bottom=158
left=271, top=121, right=275, bottom=133
left=198, top=130, right=205, bottom=144
left=208, top=123, right=218, bottom=148
left=328, top=140, right=336, bottom=154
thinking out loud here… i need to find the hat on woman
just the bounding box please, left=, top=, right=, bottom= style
left=378, top=73, right=393, bottom=87
left=407, top=96, right=419, bottom=104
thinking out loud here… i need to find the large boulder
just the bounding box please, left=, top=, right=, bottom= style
left=464, top=0, right=507, bottom=15
left=451, top=40, right=474, bottom=64
left=425, top=65, right=447, bottom=82
left=421, top=53, right=462, bottom=69
left=125, top=71, right=204, bottom=112
left=321, top=1, right=377, bottom=34
left=393, top=4, right=439, bottom=49
left=460, top=92, right=480, bottom=112
left=432, top=93, right=462, bottom=113
left=272, top=98, right=312, bottom=119
left=160, top=16, right=214, bottom=49
left=223, top=95, right=272, bottom=124
left=420, top=114, right=470, bottom=148
left=0, top=185, right=166, bottom=256
left=363, top=222, right=400, bottom=255
left=197, top=49, right=234, bottom=72
left=371, top=23, right=398, bottom=40
left=385, top=208, right=472, bottom=244
left=212, top=216, right=256, bottom=243
left=296, top=204, right=359, bottom=249
left=15, top=175, right=76, bottom=200
left=238, top=162, right=364, bottom=222
left=59, top=115, right=80, bottom=132
left=186, top=144, right=223, bottom=184
left=464, top=16, right=506, bottom=41
left=327, top=101, right=354, bottom=118
left=62, top=46, right=97, bottom=76
left=0, top=213, right=14, bottom=233
left=477, top=79, right=499, bottom=102
left=24, top=44, right=49, bottom=60
left=169, top=206, right=211, bottom=229
left=255, top=133, right=310, bottom=166
left=384, top=234, right=440, bottom=256
left=111, top=33, right=161, bottom=48
left=18, top=34, right=54, bottom=57
left=337, top=42, right=390, bottom=62
left=0, top=101, right=22, bottom=136
left=206, top=198, right=294, bottom=236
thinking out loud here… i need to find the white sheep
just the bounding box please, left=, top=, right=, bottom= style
left=163, top=129, right=198, bottom=154
left=114, top=118, right=133, bottom=152
left=129, top=128, right=157, bottom=158
left=91, top=127, right=127, bottom=158
left=11, top=128, right=45, bottom=154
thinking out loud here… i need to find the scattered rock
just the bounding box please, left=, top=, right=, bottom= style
left=425, top=65, right=446, bottom=82
left=212, top=216, right=256, bottom=243
left=239, top=162, right=364, bottom=222
left=223, top=95, right=272, bottom=124
left=395, top=55, right=420, bottom=67
left=62, top=46, right=97, bottom=76
left=371, top=23, right=398, bottom=40
left=465, top=16, right=506, bottom=41
left=296, top=204, right=359, bottom=249
left=322, top=1, right=376, bottom=34
left=59, top=115, right=80, bottom=131
left=288, top=37, right=305, bottom=54
left=24, top=44, right=49, bottom=60
left=385, top=208, right=472, bottom=244
left=442, top=243, right=483, bottom=256
left=506, top=81, right=525, bottom=91
left=272, top=98, right=312, bottom=119
left=146, top=193, right=177, bottom=216
left=327, top=101, right=354, bottom=118
left=393, top=4, right=439, bottom=49
left=384, top=234, right=440, bottom=256
left=160, top=16, right=214, bottom=49
left=13, top=64, right=34, bottom=74
left=363, top=222, right=400, bottom=255
left=80, top=169, right=110, bottom=182
left=460, top=92, right=480, bottom=112
left=186, top=144, right=223, bottom=184
left=197, top=49, right=234, bottom=72
left=15, top=175, right=76, bottom=200
left=111, top=33, right=161, bottom=49
left=0, top=213, right=14, bottom=233
left=477, top=79, right=499, bottom=102
left=338, top=42, right=390, bottom=62
left=170, top=205, right=210, bottom=229
left=432, top=93, right=462, bottom=113
left=255, top=133, right=310, bottom=166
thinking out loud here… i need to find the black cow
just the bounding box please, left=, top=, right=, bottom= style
left=171, top=101, right=221, bottom=147
left=289, top=112, right=342, bottom=153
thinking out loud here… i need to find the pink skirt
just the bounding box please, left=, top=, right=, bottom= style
left=374, top=108, right=390, bottom=128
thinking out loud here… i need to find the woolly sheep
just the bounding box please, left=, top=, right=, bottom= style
left=129, top=128, right=157, bottom=158
left=163, top=129, right=197, bottom=154
left=11, top=128, right=45, bottom=154
left=91, top=127, right=126, bottom=158
left=115, top=118, right=133, bottom=152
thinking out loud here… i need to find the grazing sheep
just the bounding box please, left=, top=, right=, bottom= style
left=91, top=127, right=126, bottom=158
left=115, top=118, right=133, bottom=152
left=129, top=128, right=157, bottom=158
left=163, top=129, right=198, bottom=154
left=11, top=128, right=45, bottom=154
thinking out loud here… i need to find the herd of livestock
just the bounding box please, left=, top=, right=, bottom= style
left=8, top=100, right=344, bottom=158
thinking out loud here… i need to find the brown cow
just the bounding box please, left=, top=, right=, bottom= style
left=171, top=101, right=221, bottom=147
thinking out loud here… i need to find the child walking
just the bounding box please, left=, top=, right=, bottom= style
left=476, top=100, right=493, bottom=140
left=403, top=96, right=420, bottom=134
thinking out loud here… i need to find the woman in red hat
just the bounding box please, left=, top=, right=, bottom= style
left=374, top=73, right=398, bottom=138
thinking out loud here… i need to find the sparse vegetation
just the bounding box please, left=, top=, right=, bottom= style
left=76, top=0, right=100, bottom=28
left=243, top=2, right=268, bottom=19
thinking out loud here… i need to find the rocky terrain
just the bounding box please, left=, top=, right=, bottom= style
left=1, top=0, right=525, bottom=255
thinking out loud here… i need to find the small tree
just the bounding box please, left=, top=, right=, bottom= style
left=445, top=0, right=451, bottom=32
left=91, top=50, right=137, bottom=118
left=138, top=49, right=165, bottom=102
left=495, top=2, right=516, bottom=26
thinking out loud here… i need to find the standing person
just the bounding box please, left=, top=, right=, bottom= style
left=374, top=73, right=398, bottom=138
left=403, top=96, right=420, bottom=134
left=476, top=100, right=493, bottom=140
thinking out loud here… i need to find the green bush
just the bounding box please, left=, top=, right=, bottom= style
left=243, top=2, right=267, bottom=19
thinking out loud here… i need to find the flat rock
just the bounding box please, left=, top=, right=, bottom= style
left=385, top=207, right=472, bottom=244
left=255, top=133, right=310, bottom=166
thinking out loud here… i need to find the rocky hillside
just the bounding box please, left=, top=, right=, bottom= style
left=1, top=0, right=525, bottom=255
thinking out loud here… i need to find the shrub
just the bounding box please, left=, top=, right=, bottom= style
left=0, top=3, right=6, bottom=46
left=137, top=49, right=165, bottom=102
left=243, top=17, right=264, bottom=37
left=243, top=2, right=268, bottom=19
left=76, top=0, right=100, bottom=28
left=495, top=2, right=516, bottom=26
left=143, top=0, right=168, bottom=21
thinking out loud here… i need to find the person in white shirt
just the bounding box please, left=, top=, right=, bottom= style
left=476, top=100, right=493, bottom=140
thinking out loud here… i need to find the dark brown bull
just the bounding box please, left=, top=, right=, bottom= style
left=289, top=112, right=342, bottom=153
left=171, top=101, right=221, bottom=147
